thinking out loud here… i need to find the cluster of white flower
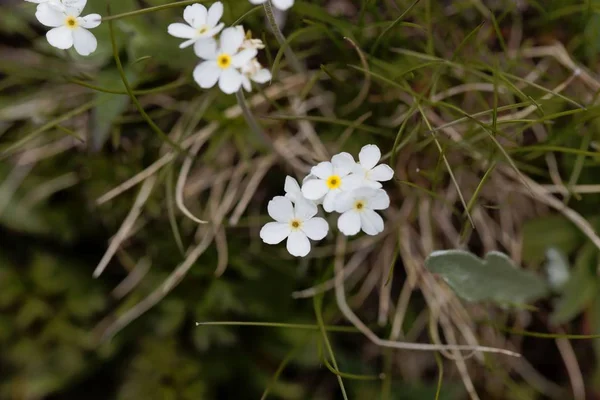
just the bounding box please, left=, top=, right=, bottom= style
left=260, top=145, right=394, bottom=257
left=168, top=2, right=271, bottom=94
left=26, top=0, right=101, bottom=56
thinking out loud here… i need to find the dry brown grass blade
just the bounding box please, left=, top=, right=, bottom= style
left=93, top=176, right=156, bottom=278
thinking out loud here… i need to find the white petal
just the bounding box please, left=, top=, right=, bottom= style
left=362, top=180, right=383, bottom=189
left=64, top=0, right=87, bottom=13
left=302, top=174, right=317, bottom=184
left=201, top=23, right=224, bottom=38
left=360, top=210, right=384, bottom=235
left=370, top=164, right=394, bottom=182
left=331, top=152, right=356, bottom=176
left=310, top=161, right=333, bottom=179
left=220, top=26, right=244, bottom=55
left=46, top=26, right=73, bottom=50
left=301, top=179, right=328, bottom=201
left=294, top=199, right=317, bottom=221
left=78, top=13, right=101, bottom=29
left=359, top=144, right=381, bottom=170
left=168, top=23, right=197, bottom=39
left=287, top=231, right=311, bottom=257
left=193, top=37, right=217, bottom=59
left=352, top=186, right=378, bottom=199
left=218, top=68, right=243, bottom=94
left=322, top=190, right=340, bottom=213
left=193, top=61, right=220, bottom=89
left=36, top=4, right=65, bottom=27
left=302, top=217, right=328, bottom=240
left=249, top=0, right=266, bottom=3
left=241, top=75, right=252, bottom=92
left=369, top=189, right=390, bottom=210
left=63, top=5, right=82, bottom=17
left=180, top=38, right=197, bottom=49
left=333, top=190, right=355, bottom=213
left=267, top=196, right=294, bottom=223
left=25, top=0, right=46, bottom=3
left=343, top=174, right=366, bottom=191
left=284, top=176, right=302, bottom=203
left=260, top=222, right=290, bottom=244
left=251, top=68, right=272, bottom=83
left=232, top=48, right=258, bottom=68
left=272, top=0, right=294, bottom=10
left=338, top=211, right=361, bottom=236
left=183, top=3, right=207, bottom=28
left=207, top=1, right=224, bottom=27
left=72, top=27, right=96, bottom=56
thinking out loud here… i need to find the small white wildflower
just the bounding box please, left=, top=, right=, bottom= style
left=301, top=152, right=357, bottom=213
left=193, top=27, right=257, bottom=94
left=249, top=0, right=294, bottom=11
left=241, top=59, right=272, bottom=92
left=335, top=188, right=390, bottom=236
left=35, top=3, right=101, bottom=56
left=260, top=196, right=328, bottom=257
left=168, top=2, right=224, bottom=52
left=346, top=144, right=394, bottom=189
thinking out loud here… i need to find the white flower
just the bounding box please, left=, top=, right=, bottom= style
left=347, top=144, right=394, bottom=189
left=241, top=59, right=272, bottom=91
left=249, top=0, right=294, bottom=11
left=167, top=2, right=224, bottom=53
left=193, top=27, right=258, bottom=94
left=35, top=3, right=101, bottom=56
left=335, top=188, right=390, bottom=236
left=260, top=196, right=329, bottom=257
left=301, top=152, right=357, bottom=212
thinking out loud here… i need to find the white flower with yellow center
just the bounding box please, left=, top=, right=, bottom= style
left=167, top=2, right=224, bottom=52
left=301, top=152, right=358, bottom=212
left=346, top=144, right=395, bottom=189
left=35, top=3, right=101, bottom=56
left=260, top=196, right=328, bottom=257
left=335, top=188, right=390, bottom=236
left=193, top=27, right=258, bottom=94
left=249, top=0, right=294, bottom=11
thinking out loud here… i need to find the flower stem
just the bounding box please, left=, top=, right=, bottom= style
left=263, top=1, right=305, bottom=74
left=101, top=0, right=204, bottom=22
left=235, top=89, right=272, bottom=150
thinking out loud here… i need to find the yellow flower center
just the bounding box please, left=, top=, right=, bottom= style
left=65, top=16, right=78, bottom=29
left=217, top=54, right=232, bottom=69
left=290, top=219, right=302, bottom=230
left=197, top=26, right=208, bottom=34
left=326, top=175, right=341, bottom=189
left=354, top=200, right=365, bottom=211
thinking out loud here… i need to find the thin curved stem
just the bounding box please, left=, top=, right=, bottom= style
left=235, top=89, right=271, bottom=149
left=263, top=1, right=305, bottom=74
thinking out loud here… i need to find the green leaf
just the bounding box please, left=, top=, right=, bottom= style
left=522, top=215, right=585, bottom=265
left=551, top=242, right=599, bottom=325
left=89, top=68, right=135, bottom=151
left=425, top=250, right=549, bottom=306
